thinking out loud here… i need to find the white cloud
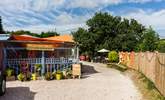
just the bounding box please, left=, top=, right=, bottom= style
left=1, top=0, right=165, bottom=38
left=67, top=0, right=122, bottom=9
left=31, top=0, right=65, bottom=12
left=55, top=12, right=91, bottom=25
left=128, top=0, right=163, bottom=3
left=55, top=13, right=74, bottom=25
left=0, top=0, right=65, bottom=12
left=4, top=11, right=91, bottom=34
left=123, top=9, right=165, bottom=36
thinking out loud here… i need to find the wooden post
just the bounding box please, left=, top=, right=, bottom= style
left=41, top=51, right=45, bottom=78
left=3, top=48, right=6, bottom=70
left=76, top=46, right=79, bottom=63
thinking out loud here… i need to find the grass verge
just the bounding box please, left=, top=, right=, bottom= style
left=126, top=70, right=165, bottom=100
left=107, top=63, right=127, bottom=72
left=107, top=63, right=165, bottom=100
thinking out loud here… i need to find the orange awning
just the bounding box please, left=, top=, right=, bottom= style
left=44, top=34, right=74, bottom=43
left=9, top=34, right=74, bottom=43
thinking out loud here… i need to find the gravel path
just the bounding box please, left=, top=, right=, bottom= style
left=0, top=62, right=142, bottom=100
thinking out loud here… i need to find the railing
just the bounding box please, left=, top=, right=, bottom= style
left=6, top=57, right=75, bottom=76
left=7, top=58, right=42, bottom=65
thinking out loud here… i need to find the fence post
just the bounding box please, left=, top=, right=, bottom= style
left=76, top=46, right=79, bottom=63
left=3, top=48, right=7, bottom=69
left=41, top=51, right=45, bottom=78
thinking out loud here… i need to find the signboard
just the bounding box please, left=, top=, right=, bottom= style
left=26, top=44, right=54, bottom=51
left=72, top=64, right=81, bottom=78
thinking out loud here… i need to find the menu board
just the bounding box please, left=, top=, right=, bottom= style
left=72, top=64, right=81, bottom=77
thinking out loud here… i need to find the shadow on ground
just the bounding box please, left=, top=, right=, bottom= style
left=81, top=64, right=99, bottom=78
left=0, top=87, right=36, bottom=100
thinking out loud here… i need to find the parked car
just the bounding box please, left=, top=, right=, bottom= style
left=0, top=63, right=6, bottom=96
left=79, top=55, right=86, bottom=61
left=0, top=42, right=6, bottom=96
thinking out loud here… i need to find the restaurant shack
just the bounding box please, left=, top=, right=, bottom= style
left=0, top=34, right=79, bottom=80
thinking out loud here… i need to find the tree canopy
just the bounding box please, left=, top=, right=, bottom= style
left=157, top=39, right=165, bottom=53
left=136, top=26, right=159, bottom=51
left=72, top=12, right=160, bottom=56
left=0, top=16, right=4, bottom=34
left=8, top=30, right=59, bottom=38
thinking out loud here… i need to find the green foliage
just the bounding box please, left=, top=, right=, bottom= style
left=107, top=63, right=127, bottom=72
left=17, top=73, right=25, bottom=81
left=45, top=72, right=52, bottom=80
left=56, top=70, right=62, bottom=74
left=157, top=39, right=165, bottom=53
left=72, top=28, right=96, bottom=57
left=136, top=26, right=159, bottom=51
left=72, top=12, right=149, bottom=57
left=138, top=72, right=165, bottom=100
left=10, top=30, right=59, bottom=38
left=6, top=68, right=13, bottom=77
left=35, top=64, right=42, bottom=71
left=40, top=31, right=59, bottom=38
left=0, top=16, right=4, bottom=34
left=108, top=51, right=119, bottom=63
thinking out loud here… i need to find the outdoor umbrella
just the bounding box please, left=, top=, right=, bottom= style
left=98, top=49, right=109, bottom=53
left=97, top=49, right=109, bottom=63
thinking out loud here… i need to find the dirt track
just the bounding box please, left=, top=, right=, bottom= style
left=0, top=62, right=142, bottom=100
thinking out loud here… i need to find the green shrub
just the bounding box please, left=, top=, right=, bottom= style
left=17, top=73, right=25, bottom=81
left=107, top=63, right=127, bottom=72
left=6, top=68, right=13, bottom=77
left=157, top=40, right=165, bottom=53
left=108, top=51, right=119, bottom=63
left=35, top=64, right=42, bottom=71
left=45, top=72, right=51, bottom=80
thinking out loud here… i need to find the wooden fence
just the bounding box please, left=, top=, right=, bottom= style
left=119, top=51, right=165, bottom=96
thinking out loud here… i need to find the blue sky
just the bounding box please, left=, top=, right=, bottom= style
left=0, top=0, right=165, bottom=38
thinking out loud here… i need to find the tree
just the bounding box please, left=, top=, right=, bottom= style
left=0, top=16, right=4, bottom=34
left=87, top=12, right=146, bottom=51
left=137, top=26, right=159, bottom=51
left=72, top=12, right=147, bottom=56
left=72, top=28, right=96, bottom=57
left=10, top=30, right=59, bottom=38
left=156, top=39, right=165, bottom=53
left=40, top=31, right=59, bottom=38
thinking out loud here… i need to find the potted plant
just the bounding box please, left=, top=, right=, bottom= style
left=66, top=68, right=72, bottom=79
left=62, top=69, right=67, bottom=79
left=35, top=64, right=42, bottom=77
left=6, top=68, right=15, bottom=81
left=35, top=64, right=42, bottom=72
left=31, top=73, right=37, bottom=80
left=17, top=73, right=25, bottom=82
left=26, top=72, right=31, bottom=81
left=6, top=68, right=13, bottom=77
left=56, top=70, right=62, bottom=80
left=45, top=72, right=51, bottom=80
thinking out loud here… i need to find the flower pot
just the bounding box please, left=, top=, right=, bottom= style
left=32, top=74, right=37, bottom=80
left=6, top=76, right=15, bottom=81
left=56, top=74, right=62, bottom=80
